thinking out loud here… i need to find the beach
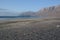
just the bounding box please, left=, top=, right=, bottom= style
left=0, top=18, right=60, bottom=40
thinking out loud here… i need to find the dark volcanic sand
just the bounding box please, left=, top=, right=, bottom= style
left=0, top=20, right=60, bottom=40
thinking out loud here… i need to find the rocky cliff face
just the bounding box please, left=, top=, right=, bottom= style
left=37, top=5, right=60, bottom=18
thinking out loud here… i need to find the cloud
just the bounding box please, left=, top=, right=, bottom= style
left=0, top=8, right=19, bottom=16
left=0, top=8, right=8, bottom=10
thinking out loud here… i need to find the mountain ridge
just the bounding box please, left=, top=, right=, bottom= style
left=20, top=5, right=60, bottom=18
left=0, top=5, right=60, bottom=18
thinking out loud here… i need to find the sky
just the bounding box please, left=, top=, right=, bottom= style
left=0, top=0, right=60, bottom=12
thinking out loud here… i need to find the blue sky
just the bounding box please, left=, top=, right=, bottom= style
left=0, top=0, right=60, bottom=12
